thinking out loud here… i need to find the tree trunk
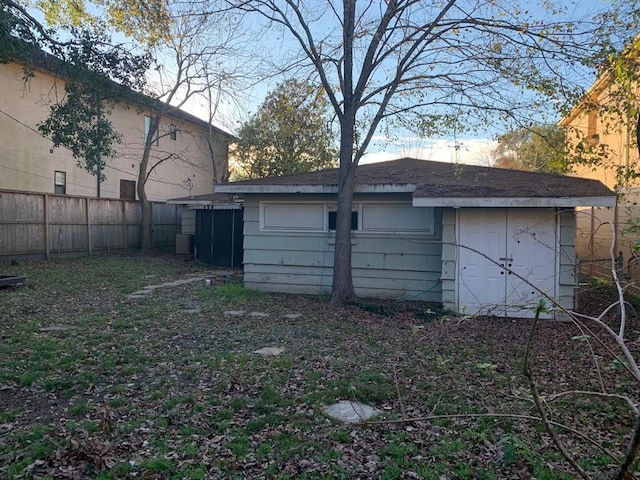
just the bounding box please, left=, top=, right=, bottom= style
left=138, top=116, right=158, bottom=253
left=137, top=165, right=151, bottom=253
left=329, top=117, right=358, bottom=305
left=329, top=177, right=357, bottom=305
left=329, top=0, right=358, bottom=306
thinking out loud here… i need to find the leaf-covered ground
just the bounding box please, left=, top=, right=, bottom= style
left=0, top=254, right=638, bottom=479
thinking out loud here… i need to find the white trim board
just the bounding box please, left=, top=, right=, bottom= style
left=412, top=196, right=615, bottom=208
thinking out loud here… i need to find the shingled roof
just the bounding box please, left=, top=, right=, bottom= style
left=215, top=158, right=615, bottom=207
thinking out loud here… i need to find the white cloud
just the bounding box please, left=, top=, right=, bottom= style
left=361, top=137, right=498, bottom=166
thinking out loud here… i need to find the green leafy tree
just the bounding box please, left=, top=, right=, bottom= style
left=1, top=1, right=150, bottom=181
left=492, top=124, right=567, bottom=174
left=234, top=79, right=337, bottom=179
left=37, top=32, right=150, bottom=181
left=565, top=36, right=640, bottom=187
left=38, top=82, right=122, bottom=180
left=33, top=0, right=172, bottom=47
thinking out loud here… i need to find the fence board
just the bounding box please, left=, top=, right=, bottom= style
left=0, top=190, right=180, bottom=260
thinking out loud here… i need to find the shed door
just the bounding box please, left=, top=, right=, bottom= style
left=195, top=209, right=244, bottom=267
left=458, top=208, right=557, bottom=318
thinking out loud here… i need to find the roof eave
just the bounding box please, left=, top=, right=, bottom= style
left=412, top=196, right=616, bottom=208
left=166, top=199, right=213, bottom=205
left=558, top=71, right=611, bottom=127
left=214, top=184, right=416, bottom=194
left=189, top=203, right=242, bottom=210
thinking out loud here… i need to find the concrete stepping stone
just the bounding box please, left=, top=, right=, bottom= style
left=128, top=291, right=150, bottom=298
left=324, top=400, right=380, bottom=424
left=128, top=275, right=213, bottom=299
left=254, top=347, right=285, bottom=356
left=283, top=313, right=302, bottom=319
left=224, top=310, right=245, bottom=317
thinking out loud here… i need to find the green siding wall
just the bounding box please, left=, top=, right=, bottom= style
left=241, top=195, right=578, bottom=317
left=242, top=194, right=444, bottom=302
left=181, top=208, right=196, bottom=235
left=557, top=209, right=577, bottom=316
left=440, top=209, right=457, bottom=312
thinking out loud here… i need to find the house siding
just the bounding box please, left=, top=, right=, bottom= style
left=558, top=209, right=577, bottom=314
left=0, top=60, right=229, bottom=201
left=181, top=209, right=196, bottom=235
left=242, top=194, right=443, bottom=302
left=560, top=75, right=639, bottom=280
left=440, top=208, right=457, bottom=313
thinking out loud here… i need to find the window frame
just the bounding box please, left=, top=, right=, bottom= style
left=144, top=115, right=159, bottom=146
left=260, top=202, right=326, bottom=232
left=587, top=109, right=599, bottom=145
left=119, top=179, right=136, bottom=200
left=54, top=170, right=66, bottom=195
left=327, top=204, right=360, bottom=231
left=169, top=123, right=177, bottom=141
left=360, top=203, right=434, bottom=234
left=258, top=201, right=434, bottom=234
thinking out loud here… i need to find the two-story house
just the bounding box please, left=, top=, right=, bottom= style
left=559, top=70, right=640, bottom=278
left=0, top=53, right=234, bottom=201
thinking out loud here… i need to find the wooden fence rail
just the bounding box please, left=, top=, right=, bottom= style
left=0, top=190, right=181, bottom=261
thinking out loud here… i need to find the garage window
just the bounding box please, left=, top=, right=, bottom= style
left=261, top=203, right=325, bottom=231
left=328, top=207, right=359, bottom=231
left=259, top=202, right=433, bottom=233
left=361, top=205, right=433, bottom=233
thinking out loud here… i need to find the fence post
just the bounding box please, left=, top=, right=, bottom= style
left=86, top=197, right=92, bottom=256
left=43, top=193, right=49, bottom=259
left=122, top=201, right=127, bottom=252
left=175, top=205, right=180, bottom=235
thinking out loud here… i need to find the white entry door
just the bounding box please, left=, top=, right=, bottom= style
left=458, top=208, right=558, bottom=318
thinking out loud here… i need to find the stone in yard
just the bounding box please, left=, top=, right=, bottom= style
left=224, top=310, right=245, bottom=316
left=249, top=312, right=270, bottom=318
left=128, top=291, right=150, bottom=299
left=324, top=400, right=380, bottom=424
left=283, top=313, right=302, bottom=319
left=128, top=276, right=207, bottom=299
left=254, top=347, right=285, bottom=356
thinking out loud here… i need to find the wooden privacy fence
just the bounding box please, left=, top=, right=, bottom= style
left=0, top=190, right=181, bottom=261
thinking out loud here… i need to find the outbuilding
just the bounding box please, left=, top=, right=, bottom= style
left=168, top=193, right=243, bottom=267
left=214, top=158, right=615, bottom=318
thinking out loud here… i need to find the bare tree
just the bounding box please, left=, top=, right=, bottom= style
left=227, top=0, right=639, bottom=305
left=133, top=3, right=250, bottom=251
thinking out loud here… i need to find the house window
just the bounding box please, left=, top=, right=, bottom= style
left=587, top=110, right=599, bottom=145
left=328, top=209, right=359, bottom=231
left=259, top=202, right=433, bottom=233
left=144, top=116, right=159, bottom=146
left=169, top=124, right=177, bottom=141
left=54, top=171, right=66, bottom=195
left=361, top=205, right=433, bottom=233
left=120, top=179, right=136, bottom=200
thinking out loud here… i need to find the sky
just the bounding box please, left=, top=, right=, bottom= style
left=25, top=0, right=620, bottom=168
left=171, top=0, right=615, bottom=168
left=360, top=137, right=497, bottom=166
left=180, top=86, right=499, bottom=166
